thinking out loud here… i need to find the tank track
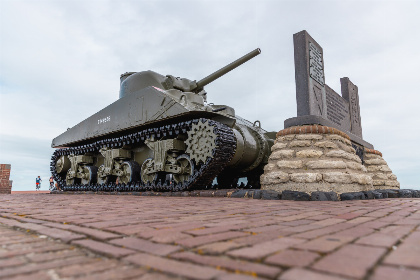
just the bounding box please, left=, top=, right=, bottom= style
left=50, top=118, right=236, bottom=192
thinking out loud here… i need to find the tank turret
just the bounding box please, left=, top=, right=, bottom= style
left=50, top=48, right=274, bottom=191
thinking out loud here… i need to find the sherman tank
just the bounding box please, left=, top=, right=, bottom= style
left=50, top=48, right=276, bottom=192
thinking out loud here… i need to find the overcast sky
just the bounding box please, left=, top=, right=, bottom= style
left=1, top=0, right=419, bottom=191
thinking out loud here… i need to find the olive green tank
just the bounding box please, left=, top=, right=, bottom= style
left=50, top=48, right=276, bottom=192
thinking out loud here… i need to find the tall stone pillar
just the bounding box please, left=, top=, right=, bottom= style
left=0, top=164, right=12, bottom=194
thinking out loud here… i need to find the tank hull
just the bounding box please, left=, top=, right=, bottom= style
left=52, top=86, right=235, bottom=148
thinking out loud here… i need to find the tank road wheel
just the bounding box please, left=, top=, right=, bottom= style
left=66, top=169, right=79, bottom=186
left=141, top=158, right=158, bottom=184
left=97, top=164, right=113, bottom=185
left=119, top=161, right=140, bottom=184
left=173, top=155, right=194, bottom=184
left=81, top=166, right=98, bottom=185
left=56, top=155, right=71, bottom=174
left=185, top=119, right=217, bottom=165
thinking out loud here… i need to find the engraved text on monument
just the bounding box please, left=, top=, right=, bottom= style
left=309, top=42, right=325, bottom=86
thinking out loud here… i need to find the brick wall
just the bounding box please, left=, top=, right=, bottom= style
left=0, top=164, right=12, bottom=194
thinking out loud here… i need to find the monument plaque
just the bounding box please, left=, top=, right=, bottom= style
left=309, top=42, right=325, bottom=86
left=326, top=85, right=350, bottom=129
left=293, top=30, right=327, bottom=119
left=285, top=30, right=372, bottom=149
left=341, top=77, right=362, bottom=137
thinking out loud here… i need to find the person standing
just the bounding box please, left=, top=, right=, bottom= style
left=49, top=176, right=55, bottom=190
left=36, top=176, right=42, bottom=190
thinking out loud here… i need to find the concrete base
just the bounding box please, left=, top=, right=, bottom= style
left=261, top=125, right=374, bottom=195
left=364, top=149, right=400, bottom=189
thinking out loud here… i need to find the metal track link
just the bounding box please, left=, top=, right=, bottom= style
left=50, top=118, right=236, bottom=192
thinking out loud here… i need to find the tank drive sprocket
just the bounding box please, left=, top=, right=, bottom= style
left=185, top=119, right=217, bottom=165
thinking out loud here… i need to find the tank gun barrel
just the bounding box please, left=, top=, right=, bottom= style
left=192, top=48, right=261, bottom=91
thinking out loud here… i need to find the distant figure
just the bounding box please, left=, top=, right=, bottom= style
left=36, top=176, right=42, bottom=190
left=49, top=176, right=54, bottom=190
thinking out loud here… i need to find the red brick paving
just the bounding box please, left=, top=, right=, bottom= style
left=312, top=244, right=387, bottom=278
left=11, top=191, right=50, bottom=194
left=292, top=234, right=354, bottom=253
left=0, top=194, right=419, bottom=279
left=72, top=239, right=137, bottom=257
left=278, top=267, right=348, bottom=280
left=171, top=251, right=281, bottom=278
left=370, top=265, right=420, bottom=280
left=265, top=249, right=319, bottom=267
left=124, top=252, right=225, bottom=279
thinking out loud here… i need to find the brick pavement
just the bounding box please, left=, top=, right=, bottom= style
left=0, top=194, right=419, bottom=279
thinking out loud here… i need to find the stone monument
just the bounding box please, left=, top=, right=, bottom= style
left=285, top=30, right=371, bottom=155
left=261, top=30, right=399, bottom=194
